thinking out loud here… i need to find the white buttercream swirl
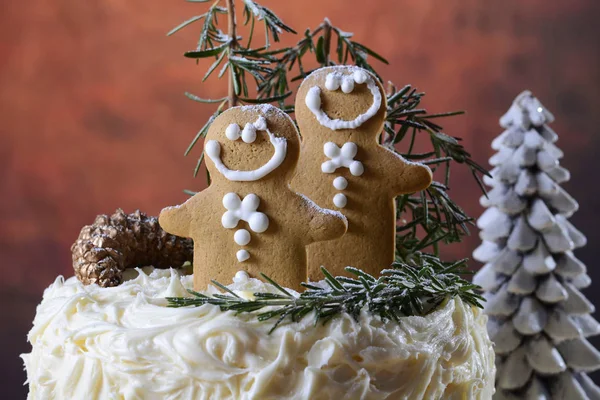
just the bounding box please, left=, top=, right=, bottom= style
left=22, top=268, right=495, bottom=400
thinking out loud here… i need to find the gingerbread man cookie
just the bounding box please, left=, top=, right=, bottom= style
left=159, top=105, right=347, bottom=291
left=291, top=66, right=432, bottom=279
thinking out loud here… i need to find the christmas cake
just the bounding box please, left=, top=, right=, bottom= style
left=22, top=43, right=496, bottom=398
left=23, top=267, right=494, bottom=399
left=22, top=0, right=496, bottom=390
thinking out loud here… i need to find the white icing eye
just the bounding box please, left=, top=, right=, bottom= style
left=249, top=212, right=269, bottom=233
left=321, top=161, right=336, bottom=174
left=234, top=229, right=251, bottom=246
left=205, top=140, right=221, bottom=158
left=341, top=142, right=358, bottom=158
left=333, top=193, right=347, bottom=208
left=324, top=142, right=340, bottom=158
left=341, top=77, right=354, bottom=93
left=223, top=193, right=242, bottom=210
left=305, top=87, right=322, bottom=112
left=225, top=124, right=241, bottom=140
left=325, top=73, right=341, bottom=91
left=242, top=123, right=257, bottom=143
left=236, top=249, right=250, bottom=262
left=333, top=176, right=348, bottom=190
left=253, top=116, right=267, bottom=131
left=221, top=211, right=239, bottom=229
left=350, top=161, right=364, bottom=176
left=241, top=194, right=260, bottom=212
left=353, top=70, right=367, bottom=84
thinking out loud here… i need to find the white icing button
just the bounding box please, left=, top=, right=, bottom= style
left=223, top=193, right=242, bottom=210
left=242, top=123, right=257, bottom=143
left=234, top=229, right=251, bottom=246
left=248, top=212, right=269, bottom=233
left=333, top=193, right=347, bottom=208
left=333, top=176, right=348, bottom=190
left=233, top=270, right=249, bottom=283
left=242, top=194, right=260, bottom=212
left=221, top=212, right=239, bottom=229
left=321, top=161, right=336, bottom=174
left=324, top=142, right=341, bottom=158
left=325, top=73, right=341, bottom=91
left=225, top=124, right=240, bottom=140
left=236, top=250, right=250, bottom=262
left=341, top=76, right=354, bottom=93
left=350, top=161, right=364, bottom=176
left=341, top=142, right=358, bottom=158
left=353, top=70, right=367, bottom=84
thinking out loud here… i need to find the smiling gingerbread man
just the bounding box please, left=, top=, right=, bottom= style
left=159, top=105, right=347, bottom=291
left=291, top=66, right=433, bottom=280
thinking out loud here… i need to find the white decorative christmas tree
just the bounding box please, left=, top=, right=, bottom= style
left=473, top=91, right=600, bottom=399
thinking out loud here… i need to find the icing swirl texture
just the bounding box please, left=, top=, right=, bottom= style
left=22, top=268, right=495, bottom=400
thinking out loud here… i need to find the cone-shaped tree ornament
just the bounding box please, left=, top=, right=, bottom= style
left=474, top=91, right=600, bottom=399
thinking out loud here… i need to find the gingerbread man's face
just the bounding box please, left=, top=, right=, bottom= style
left=295, top=66, right=387, bottom=142
left=204, top=105, right=301, bottom=182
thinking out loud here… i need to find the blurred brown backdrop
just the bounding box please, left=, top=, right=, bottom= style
left=2, top=0, right=600, bottom=397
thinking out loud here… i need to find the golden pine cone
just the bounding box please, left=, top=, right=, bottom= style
left=71, top=209, right=193, bottom=287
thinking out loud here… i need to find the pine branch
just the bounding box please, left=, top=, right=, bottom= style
left=383, top=84, right=490, bottom=258
left=167, top=256, right=484, bottom=333
left=226, top=0, right=239, bottom=107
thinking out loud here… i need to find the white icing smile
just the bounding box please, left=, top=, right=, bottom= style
left=305, top=69, right=382, bottom=130
left=205, top=117, right=287, bottom=182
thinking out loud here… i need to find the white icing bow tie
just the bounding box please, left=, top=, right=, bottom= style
left=321, top=142, right=364, bottom=176
left=221, top=193, right=269, bottom=233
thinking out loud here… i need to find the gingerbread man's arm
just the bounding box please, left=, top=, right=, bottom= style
left=159, top=204, right=191, bottom=238
left=159, top=191, right=210, bottom=238
left=381, top=149, right=433, bottom=196
left=297, top=194, right=348, bottom=243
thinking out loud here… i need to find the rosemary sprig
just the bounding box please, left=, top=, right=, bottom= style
left=167, top=256, right=484, bottom=333
left=381, top=84, right=490, bottom=259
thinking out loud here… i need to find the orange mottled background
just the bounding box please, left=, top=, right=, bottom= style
left=2, top=0, right=600, bottom=396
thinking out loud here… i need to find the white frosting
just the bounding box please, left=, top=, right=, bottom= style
left=225, top=123, right=241, bottom=140
left=221, top=193, right=269, bottom=233
left=236, top=249, right=250, bottom=262
left=305, top=69, right=382, bottom=130
left=241, top=123, right=257, bottom=143
left=333, top=176, right=348, bottom=190
left=349, top=160, right=364, bottom=176
left=340, top=76, right=354, bottom=93
left=22, top=268, right=495, bottom=400
left=321, top=142, right=364, bottom=176
left=322, top=143, right=364, bottom=208
left=205, top=116, right=287, bottom=182
left=333, top=193, right=347, bottom=208
left=234, top=229, right=251, bottom=246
